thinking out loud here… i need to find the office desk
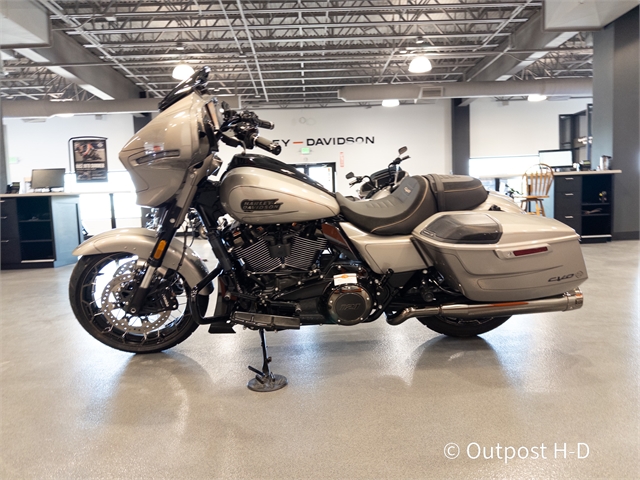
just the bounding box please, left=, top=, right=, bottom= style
left=547, top=170, right=621, bottom=242
left=0, top=193, right=82, bottom=269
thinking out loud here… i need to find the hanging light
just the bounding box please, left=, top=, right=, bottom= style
left=382, top=99, right=400, bottom=107
left=409, top=55, right=432, bottom=73
left=528, top=94, right=548, bottom=102
left=172, top=63, right=195, bottom=80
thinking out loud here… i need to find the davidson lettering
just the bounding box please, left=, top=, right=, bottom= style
left=307, top=136, right=375, bottom=146
left=241, top=199, right=283, bottom=212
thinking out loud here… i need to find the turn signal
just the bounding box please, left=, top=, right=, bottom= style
left=153, top=240, right=168, bottom=259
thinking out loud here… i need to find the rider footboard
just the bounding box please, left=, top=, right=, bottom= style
left=412, top=211, right=588, bottom=302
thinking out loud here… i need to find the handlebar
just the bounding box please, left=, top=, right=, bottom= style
left=252, top=134, right=282, bottom=155
left=256, top=118, right=275, bottom=130
left=217, top=106, right=281, bottom=155
left=390, top=155, right=410, bottom=166
left=348, top=175, right=369, bottom=187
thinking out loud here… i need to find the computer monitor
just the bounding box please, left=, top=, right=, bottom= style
left=538, top=149, right=574, bottom=170
left=31, top=168, right=66, bottom=192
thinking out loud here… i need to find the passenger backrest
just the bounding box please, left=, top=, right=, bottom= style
left=424, top=174, right=488, bottom=212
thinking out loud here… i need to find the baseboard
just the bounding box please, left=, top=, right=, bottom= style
left=613, top=231, right=640, bottom=241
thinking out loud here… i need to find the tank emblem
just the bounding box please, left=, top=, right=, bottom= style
left=241, top=199, right=283, bottom=212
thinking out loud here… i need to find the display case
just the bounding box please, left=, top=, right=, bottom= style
left=0, top=194, right=82, bottom=269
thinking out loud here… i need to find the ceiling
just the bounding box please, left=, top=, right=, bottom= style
left=1, top=0, right=596, bottom=110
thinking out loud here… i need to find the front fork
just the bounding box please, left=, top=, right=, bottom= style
left=124, top=203, right=184, bottom=315
left=123, top=154, right=222, bottom=315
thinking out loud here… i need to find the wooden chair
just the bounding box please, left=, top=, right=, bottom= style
left=518, top=164, right=554, bottom=216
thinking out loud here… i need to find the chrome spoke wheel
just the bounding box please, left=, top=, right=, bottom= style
left=69, top=252, right=207, bottom=353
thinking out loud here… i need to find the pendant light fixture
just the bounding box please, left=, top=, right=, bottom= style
left=172, top=63, right=195, bottom=80
left=409, top=55, right=432, bottom=74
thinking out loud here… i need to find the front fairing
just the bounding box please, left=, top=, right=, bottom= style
left=119, top=93, right=212, bottom=206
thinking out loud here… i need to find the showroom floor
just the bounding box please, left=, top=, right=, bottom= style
left=0, top=240, right=638, bottom=479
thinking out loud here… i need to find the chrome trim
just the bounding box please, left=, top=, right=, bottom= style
left=387, top=288, right=583, bottom=325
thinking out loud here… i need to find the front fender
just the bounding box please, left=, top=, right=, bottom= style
left=73, top=228, right=212, bottom=295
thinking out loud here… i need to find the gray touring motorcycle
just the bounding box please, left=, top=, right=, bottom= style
left=69, top=67, right=587, bottom=390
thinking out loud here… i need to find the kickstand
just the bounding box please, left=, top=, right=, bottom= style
left=247, top=328, right=288, bottom=392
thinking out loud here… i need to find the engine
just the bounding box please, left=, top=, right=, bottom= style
left=224, top=222, right=327, bottom=273
left=221, top=221, right=375, bottom=326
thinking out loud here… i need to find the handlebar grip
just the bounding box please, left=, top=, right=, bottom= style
left=254, top=135, right=282, bottom=155
left=256, top=118, right=275, bottom=130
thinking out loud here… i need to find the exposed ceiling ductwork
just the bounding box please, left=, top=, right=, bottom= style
left=338, top=78, right=593, bottom=102
left=0, top=1, right=607, bottom=109
left=2, top=95, right=240, bottom=118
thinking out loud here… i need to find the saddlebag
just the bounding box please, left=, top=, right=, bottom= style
left=424, top=174, right=488, bottom=212
left=412, top=211, right=587, bottom=302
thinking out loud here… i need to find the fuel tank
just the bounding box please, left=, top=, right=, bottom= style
left=220, top=154, right=340, bottom=224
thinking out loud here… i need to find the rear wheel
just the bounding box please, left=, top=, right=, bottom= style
left=418, top=315, right=510, bottom=337
left=69, top=252, right=208, bottom=353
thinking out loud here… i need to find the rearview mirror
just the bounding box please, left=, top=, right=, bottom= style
left=399, top=146, right=408, bottom=155
left=346, top=172, right=354, bottom=179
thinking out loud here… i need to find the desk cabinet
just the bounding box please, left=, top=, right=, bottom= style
left=0, top=194, right=82, bottom=269
left=551, top=171, right=618, bottom=242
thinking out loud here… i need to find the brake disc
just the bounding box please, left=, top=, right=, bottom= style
left=100, top=272, right=170, bottom=335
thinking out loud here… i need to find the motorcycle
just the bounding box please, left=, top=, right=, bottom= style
left=69, top=67, right=587, bottom=391
left=346, top=147, right=410, bottom=199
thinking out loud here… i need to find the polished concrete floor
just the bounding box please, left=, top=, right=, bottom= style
left=0, top=240, right=638, bottom=479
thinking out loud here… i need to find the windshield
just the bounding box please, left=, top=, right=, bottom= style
left=158, top=66, right=210, bottom=112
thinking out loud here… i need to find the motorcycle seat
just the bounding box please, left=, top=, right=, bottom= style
left=336, top=175, right=438, bottom=235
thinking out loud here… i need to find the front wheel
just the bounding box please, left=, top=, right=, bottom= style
left=69, top=252, right=208, bottom=353
left=418, top=315, right=511, bottom=337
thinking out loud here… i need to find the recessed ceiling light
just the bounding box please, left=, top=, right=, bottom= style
left=382, top=99, right=400, bottom=107
left=105, top=16, right=117, bottom=22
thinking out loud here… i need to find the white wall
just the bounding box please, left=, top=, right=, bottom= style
left=5, top=104, right=451, bottom=195
left=219, top=102, right=452, bottom=194
left=470, top=97, right=593, bottom=158
left=4, top=113, right=135, bottom=185
left=4, top=98, right=595, bottom=192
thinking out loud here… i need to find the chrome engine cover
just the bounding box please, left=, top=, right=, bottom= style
left=326, top=284, right=373, bottom=326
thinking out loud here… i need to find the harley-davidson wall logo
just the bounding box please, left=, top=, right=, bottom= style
left=241, top=199, right=283, bottom=212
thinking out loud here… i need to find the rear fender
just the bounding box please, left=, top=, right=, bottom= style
left=72, top=228, right=212, bottom=295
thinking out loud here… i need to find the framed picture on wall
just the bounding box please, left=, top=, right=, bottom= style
left=70, top=136, right=108, bottom=182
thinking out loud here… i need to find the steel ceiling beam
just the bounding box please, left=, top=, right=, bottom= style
left=2, top=1, right=592, bottom=109
left=15, top=30, right=140, bottom=100
left=50, top=2, right=542, bottom=18
left=464, top=10, right=578, bottom=83
left=58, top=18, right=528, bottom=35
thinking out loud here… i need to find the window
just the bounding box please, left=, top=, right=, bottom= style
left=292, top=162, right=337, bottom=192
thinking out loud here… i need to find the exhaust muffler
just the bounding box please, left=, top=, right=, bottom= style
left=386, top=289, right=583, bottom=326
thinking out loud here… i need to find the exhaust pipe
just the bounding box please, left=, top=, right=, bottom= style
left=386, top=289, right=583, bottom=326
